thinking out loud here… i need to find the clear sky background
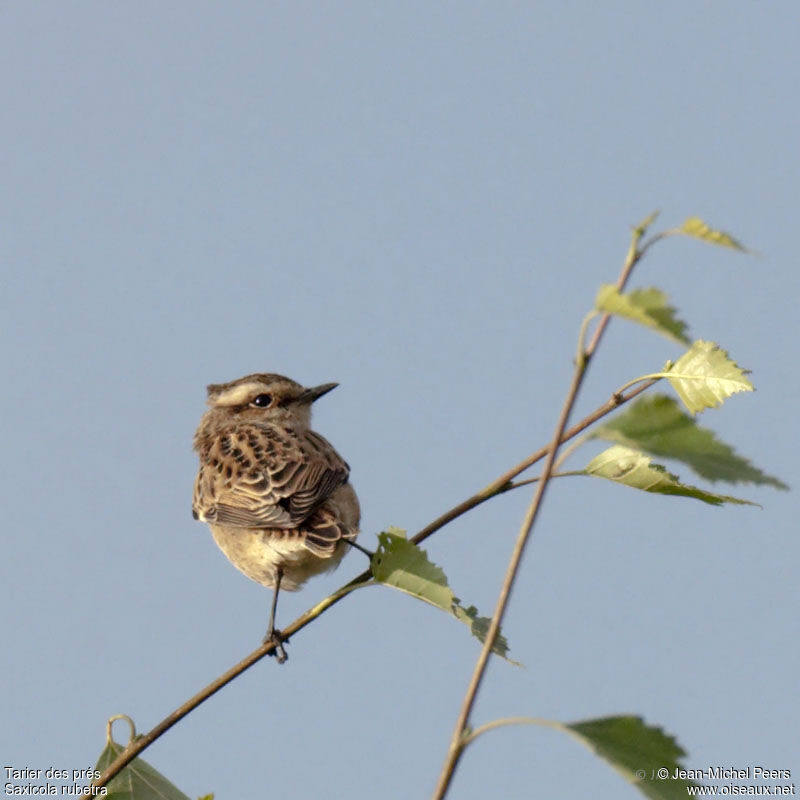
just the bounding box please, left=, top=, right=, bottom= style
left=1, top=3, right=797, bottom=799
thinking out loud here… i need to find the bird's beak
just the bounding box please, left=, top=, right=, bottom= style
left=303, top=382, right=339, bottom=403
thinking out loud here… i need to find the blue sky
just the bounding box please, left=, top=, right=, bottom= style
left=1, top=3, right=797, bottom=799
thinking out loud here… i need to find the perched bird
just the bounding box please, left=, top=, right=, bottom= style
left=192, top=373, right=360, bottom=662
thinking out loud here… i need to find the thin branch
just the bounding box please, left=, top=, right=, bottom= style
left=431, top=351, right=586, bottom=798
left=408, top=224, right=663, bottom=555
left=80, top=580, right=371, bottom=798
left=81, top=381, right=658, bottom=796
left=552, top=434, right=589, bottom=472
left=431, top=221, right=651, bottom=799
left=461, top=716, right=565, bottom=748
left=614, top=373, right=666, bottom=397
left=411, top=378, right=657, bottom=548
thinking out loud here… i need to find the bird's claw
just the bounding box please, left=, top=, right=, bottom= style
left=264, top=629, right=289, bottom=664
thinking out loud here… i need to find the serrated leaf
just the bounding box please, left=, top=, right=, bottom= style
left=666, top=340, right=753, bottom=414
left=94, top=738, right=192, bottom=800
left=593, top=395, right=788, bottom=489
left=566, top=715, right=699, bottom=800
left=372, top=529, right=518, bottom=663
left=678, top=217, right=747, bottom=251
left=596, top=286, right=690, bottom=344
left=585, top=445, right=756, bottom=506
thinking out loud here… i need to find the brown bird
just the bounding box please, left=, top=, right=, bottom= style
left=192, top=373, right=360, bottom=662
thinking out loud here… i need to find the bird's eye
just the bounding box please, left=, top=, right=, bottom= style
left=250, top=394, right=273, bottom=408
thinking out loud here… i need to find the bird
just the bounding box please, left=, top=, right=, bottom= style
left=192, top=373, right=360, bottom=662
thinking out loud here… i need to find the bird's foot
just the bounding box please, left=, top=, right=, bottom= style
left=263, top=628, right=289, bottom=664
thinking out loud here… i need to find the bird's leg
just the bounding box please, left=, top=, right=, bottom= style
left=347, top=539, right=375, bottom=560
left=264, top=568, right=288, bottom=664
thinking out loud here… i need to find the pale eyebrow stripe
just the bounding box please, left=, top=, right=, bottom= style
left=213, top=383, right=265, bottom=406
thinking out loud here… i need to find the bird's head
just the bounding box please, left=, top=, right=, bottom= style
left=200, top=373, right=338, bottom=432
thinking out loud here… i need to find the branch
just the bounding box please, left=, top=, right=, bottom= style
left=79, top=581, right=370, bottom=797
left=460, top=716, right=564, bottom=748
left=81, top=383, right=657, bottom=797
left=430, top=220, right=652, bottom=799
left=410, top=379, right=657, bottom=548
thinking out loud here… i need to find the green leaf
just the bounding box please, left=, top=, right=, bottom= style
left=678, top=217, right=747, bottom=251
left=585, top=445, right=757, bottom=506
left=665, top=340, right=753, bottom=414
left=593, top=394, right=788, bottom=489
left=595, top=285, right=690, bottom=344
left=372, top=529, right=518, bottom=663
left=566, top=715, right=699, bottom=800
left=676, top=217, right=747, bottom=253
left=95, top=738, right=193, bottom=800
left=462, top=714, right=698, bottom=800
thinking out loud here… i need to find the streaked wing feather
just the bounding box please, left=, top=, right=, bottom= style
left=193, top=423, right=348, bottom=530
left=304, top=505, right=357, bottom=556
left=287, top=466, right=345, bottom=519
left=210, top=502, right=291, bottom=528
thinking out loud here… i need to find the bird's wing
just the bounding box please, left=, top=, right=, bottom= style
left=193, top=424, right=349, bottom=529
